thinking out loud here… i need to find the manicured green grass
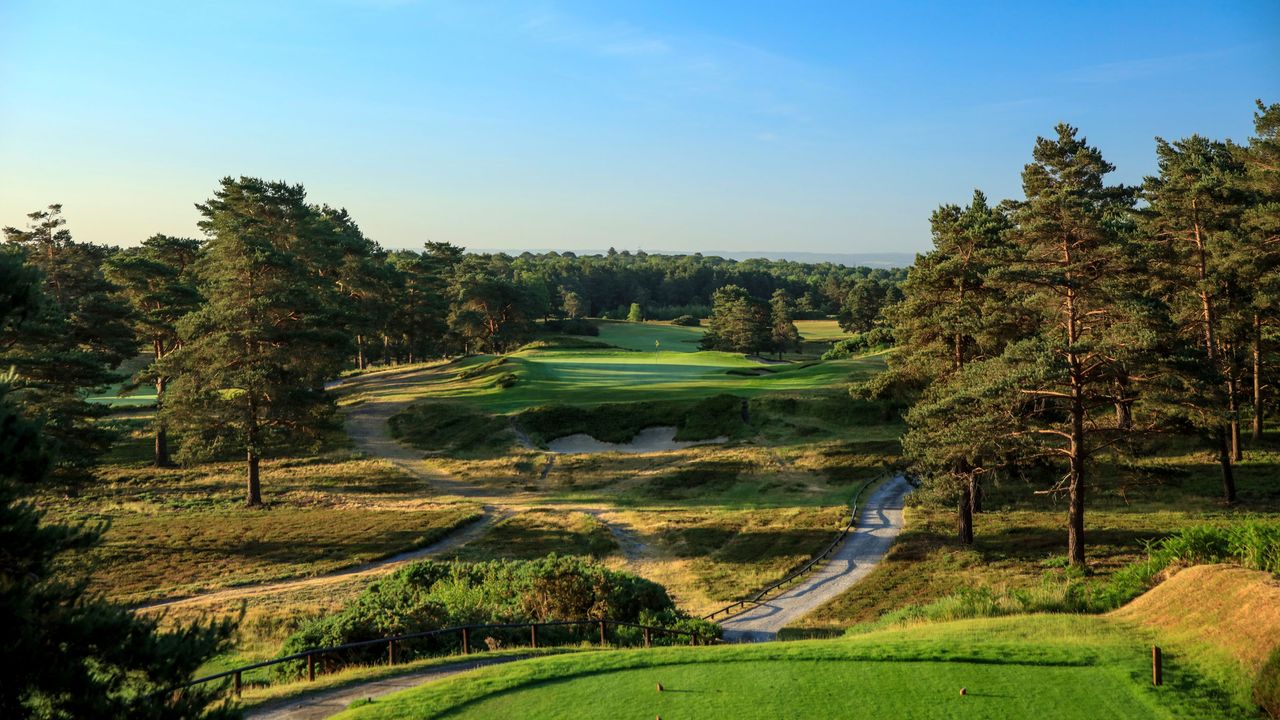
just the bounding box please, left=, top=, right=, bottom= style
left=388, top=349, right=885, bottom=415
left=333, top=615, right=1240, bottom=719
left=593, top=320, right=704, bottom=352
left=794, top=318, right=849, bottom=343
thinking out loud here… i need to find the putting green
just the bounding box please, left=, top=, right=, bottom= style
left=424, top=350, right=886, bottom=414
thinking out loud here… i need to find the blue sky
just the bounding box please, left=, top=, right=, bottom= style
left=2, top=1, right=1277, bottom=254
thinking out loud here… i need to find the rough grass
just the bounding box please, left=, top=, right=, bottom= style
left=332, top=614, right=1242, bottom=719
left=42, top=417, right=481, bottom=604
left=449, top=510, right=619, bottom=561
left=388, top=402, right=514, bottom=457
left=788, top=440, right=1280, bottom=636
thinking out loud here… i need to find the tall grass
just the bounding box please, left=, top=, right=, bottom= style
left=855, top=520, right=1280, bottom=632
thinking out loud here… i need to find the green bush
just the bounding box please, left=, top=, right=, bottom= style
left=520, top=337, right=615, bottom=351
left=543, top=318, right=600, bottom=336
left=272, top=556, right=717, bottom=679
left=821, top=328, right=895, bottom=359
left=671, top=315, right=701, bottom=327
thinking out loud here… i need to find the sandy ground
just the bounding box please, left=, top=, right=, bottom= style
left=719, top=475, right=912, bottom=642
left=547, top=426, right=727, bottom=454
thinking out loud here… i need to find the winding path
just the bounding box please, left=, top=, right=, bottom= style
left=246, top=655, right=533, bottom=720
left=719, top=474, right=913, bottom=642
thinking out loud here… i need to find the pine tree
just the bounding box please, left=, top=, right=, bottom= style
left=0, top=251, right=236, bottom=719
left=768, top=289, right=801, bottom=359
left=1242, top=100, right=1280, bottom=440
left=1004, top=124, right=1139, bottom=565
left=1142, top=135, right=1251, bottom=499
left=2, top=205, right=136, bottom=469
left=161, top=178, right=350, bottom=506
left=887, top=190, right=1021, bottom=544
left=103, top=235, right=203, bottom=466
left=701, top=285, right=770, bottom=354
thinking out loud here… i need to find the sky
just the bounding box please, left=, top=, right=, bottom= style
left=1, top=1, right=1278, bottom=256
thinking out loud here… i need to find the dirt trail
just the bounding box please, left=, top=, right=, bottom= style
left=719, top=475, right=912, bottom=642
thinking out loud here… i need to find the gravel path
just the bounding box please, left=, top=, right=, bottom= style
left=719, top=475, right=912, bottom=642
left=245, top=655, right=533, bottom=720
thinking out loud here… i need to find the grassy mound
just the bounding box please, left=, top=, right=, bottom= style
left=332, top=614, right=1243, bottom=719
left=1112, top=563, right=1280, bottom=714
left=517, top=394, right=748, bottom=445
left=388, top=402, right=513, bottom=456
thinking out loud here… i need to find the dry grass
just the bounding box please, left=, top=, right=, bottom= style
left=1112, top=563, right=1280, bottom=672
left=449, top=509, right=618, bottom=561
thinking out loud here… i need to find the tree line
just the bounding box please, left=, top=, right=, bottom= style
left=877, top=101, right=1280, bottom=565
left=1, top=179, right=902, bottom=503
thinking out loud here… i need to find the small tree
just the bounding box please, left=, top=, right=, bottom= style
left=627, top=302, right=643, bottom=323
left=702, top=285, right=770, bottom=354
left=769, top=289, right=801, bottom=359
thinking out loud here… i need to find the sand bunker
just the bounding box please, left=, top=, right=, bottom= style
left=547, top=426, right=727, bottom=454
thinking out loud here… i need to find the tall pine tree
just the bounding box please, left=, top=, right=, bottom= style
left=161, top=178, right=350, bottom=506
left=103, top=235, right=203, bottom=466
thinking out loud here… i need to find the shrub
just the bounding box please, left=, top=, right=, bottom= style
left=671, top=315, right=701, bottom=327
left=543, top=318, right=600, bottom=336
left=272, top=556, right=716, bottom=679
left=520, top=337, right=614, bottom=351
left=821, top=328, right=895, bottom=359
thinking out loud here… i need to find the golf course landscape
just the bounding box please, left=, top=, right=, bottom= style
left=41, top=315, right=1277, bottom=719
left=4, top=16, right=1278, bottom=718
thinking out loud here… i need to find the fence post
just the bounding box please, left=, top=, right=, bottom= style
left=388, top=639, right=396, bottom=665
left=307, top=652, right=315, bottom=682
left=599, top=620, right=607, bottom=647
left=530, top=623, right=538, bottom=649
left=233, top=671, right=242, bottom=698
left=643, top=628, right=651, bottom=649
left=462, top=627, right=470, bottom=655
left=1152, top=646, right=1162, bottom=686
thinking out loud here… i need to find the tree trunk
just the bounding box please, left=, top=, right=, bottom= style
left=1228, top=364, right=1242, bottom=462
left=1217, top=428, right=1237, bottom=504
left=1114, top=374, right=1132, bottom=431
left=969, top=476, right=983, bottom=514
left=246, top=397, right=263, bottom=507
left=1067, top=392, right=1087, bottom=567
left=1254, top=314, right=1264, bottom=442
left=957, top=482, right=974, bottom=545
left=153, top=374, right=172, bottom=467
left=356, top=335, right=366, bottom=370
left=246, top=449, right=262, bottom=507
